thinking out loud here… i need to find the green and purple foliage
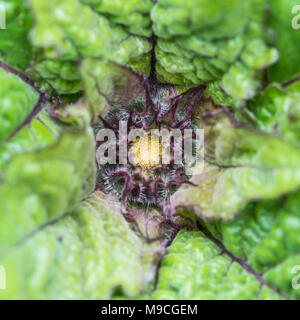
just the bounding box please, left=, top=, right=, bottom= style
left=0, top=0, right=300, bottom=300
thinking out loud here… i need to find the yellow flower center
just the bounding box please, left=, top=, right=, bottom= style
left=130, top=135, right=162, bottom=169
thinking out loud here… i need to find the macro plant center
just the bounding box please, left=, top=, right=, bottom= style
left=94, top=80, right=206, bottom=212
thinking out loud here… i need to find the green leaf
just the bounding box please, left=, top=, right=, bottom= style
left=221, top=62, right=257, bottom=106
left=0, top=128, right=96, bottom=256
left=171, top=118, right=300, bottom=220
left=268, top=0, right=300, bottom=84
left=0, top=109, right=62, bottom=171
left=153, top=230, right=265, bottom=299
left=1, top=0, right=300, bottom=301
left=0, top=62, right=93, bottom=172
left=28, top=0, right=152, bottom=71
left=201, top=191, right=300, bottom=299
left=34, top=59, right=82, bottom=95
left=0, top=0, right=33, bottom=70
left=25, top=0, right=153, bottom=96
left=153, top=196, right=300, bottom=301
left=80, top=58, right=147, bottom=119
left=246, top=84, right=300, bottom=144
left=0, top=65, right=40, bottom=143
left=0, top=191, right=161, bottom=299
left=80, top=0, right=153, bottom=37
left=152, top=0, right=278, bottom=106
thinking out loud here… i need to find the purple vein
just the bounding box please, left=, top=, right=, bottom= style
left=282, top=75, right=300, bottom=88
left=197, top=221, right=291, bottom=300
left=0, top=61, right=38, bottom=89
left=0, top=61, right=50, bottom=143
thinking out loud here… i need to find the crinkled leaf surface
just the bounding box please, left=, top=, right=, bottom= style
left=152, top=0, right=278, bottom=106
left=1, top=0, right=300, bottom=301
left=246, top=84, right=300, bottom=143
left=80, top=58, right=148, bottom=119
left=34, top=59, right=83, bottom=96
left=268, top=0, right=300, bottom=84
left=0, top=192, right=161, bottom=299
left=0, top=128, right=96, bottom=256
left=0, top=65, right=40, bottom=143
left=0, top=0, right=33, bottom=70
left=25, top=0, right=153, bottom=96
left=154, top=190, right=300, bottom=300
left=0, top=63, right=73, bottom=171
left=27, top=0, right=280, bottom=106
left=171, top=117, right=300, bottom=220
left=28, top=0, right=152, bottom=68
left=0, top=61, right=93, bottom=172
left=0, top=108, right=61, bottom=171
